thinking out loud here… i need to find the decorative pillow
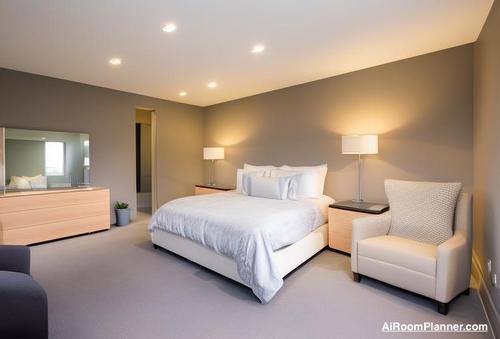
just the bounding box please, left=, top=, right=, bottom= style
left=236, top=168, right=266, bottom=193
left=269, top=169, right=302, bottom=200
left=242, top=172, right=295, bottom=200
left=385, top=179, right=462, bottom=245
left=280, top=164, right=328, bottom=198
left=243, top=163, right=277, bottom=176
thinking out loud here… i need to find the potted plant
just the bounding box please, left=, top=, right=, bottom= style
left=114, top=201, right=130, bottom=226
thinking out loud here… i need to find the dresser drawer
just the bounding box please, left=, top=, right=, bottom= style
left=2, top=215, right=110, bottom=245
left=0, top=201, right=109, bottom=230
left=0, top=189, right=109, bottom=214
left=0, top=188, right=110, bottom=245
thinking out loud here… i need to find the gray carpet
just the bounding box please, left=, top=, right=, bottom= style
left=30, top=214, right=493, bottom=339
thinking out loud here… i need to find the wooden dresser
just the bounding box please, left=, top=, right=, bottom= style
left=0, top=187, right=110, bottom=245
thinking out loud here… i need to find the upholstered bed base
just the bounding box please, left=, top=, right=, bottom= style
left=151, top=223, right=328, bottom=287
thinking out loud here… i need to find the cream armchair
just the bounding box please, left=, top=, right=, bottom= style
left=351, top=193, right=472, bottom=315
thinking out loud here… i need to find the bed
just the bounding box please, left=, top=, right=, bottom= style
left=149, top=191, right=333, bottom=303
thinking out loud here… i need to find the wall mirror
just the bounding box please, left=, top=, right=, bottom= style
left=0, top=127, right=90, bottom=191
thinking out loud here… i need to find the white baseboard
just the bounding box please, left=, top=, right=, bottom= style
left=472, top=251, right=500, bottom=338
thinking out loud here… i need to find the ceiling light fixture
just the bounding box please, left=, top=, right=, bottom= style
left=162, top=23, right=177, bottom=33
left=108, top=58, right=122, bottom=66
left=207, top=81, right=217, bottom=88
left=252, top=44, right=265, bottom=54
left=179, top=91, right=187, bottom=96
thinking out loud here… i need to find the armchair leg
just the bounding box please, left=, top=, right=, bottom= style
left=437, top=302, right=449, bottom=315
left=153, top=244, right=158, bottom=250
left=353, top=272, right=361, bottom=282
left=462, top=288, right=470, bottom=296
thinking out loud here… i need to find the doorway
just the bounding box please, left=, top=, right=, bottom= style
left=135, top=108, right=156, bottom=214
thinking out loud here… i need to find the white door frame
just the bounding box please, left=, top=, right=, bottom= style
left=151, top=110, right=158, bottom=212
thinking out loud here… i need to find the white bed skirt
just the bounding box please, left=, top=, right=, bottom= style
left=151, top=223, right=328, bottom=287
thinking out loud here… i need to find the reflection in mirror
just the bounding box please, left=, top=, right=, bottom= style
left=1, top=128, right=90, bottom=191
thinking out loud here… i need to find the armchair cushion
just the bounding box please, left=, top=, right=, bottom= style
left=358, top=235, right=437, bottom=276
left=385, top=179, right=462, bottom=245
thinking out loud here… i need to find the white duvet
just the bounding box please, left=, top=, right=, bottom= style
left=149, top=192, right=333, bottom=303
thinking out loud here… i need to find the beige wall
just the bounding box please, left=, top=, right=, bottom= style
left=204, top=45, right=473, bottom=203
left=0, top=68, right=204, bottom=222
left=136, top=108, right=152, bottom=125
left=474, top=1, right=500, bottom=333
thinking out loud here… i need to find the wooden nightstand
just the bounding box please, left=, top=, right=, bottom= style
left=328, top=201, right=389, bottom=254
left=194, top=184, right=234, bottom=195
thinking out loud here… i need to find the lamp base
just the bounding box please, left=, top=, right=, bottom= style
left=351, top=199, right=364, bottom=203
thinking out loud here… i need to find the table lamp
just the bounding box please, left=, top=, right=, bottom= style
left=203, top=147, right=224, bottom=186
left=342, top=135, right=378, bottom=202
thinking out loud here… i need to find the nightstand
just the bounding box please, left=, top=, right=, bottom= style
left=194, top=184, right=234, bottom=195
left=328, top=200, right=389, bottom=254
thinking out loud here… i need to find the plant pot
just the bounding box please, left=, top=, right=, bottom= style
left=115, top=208, right=130, bottom=226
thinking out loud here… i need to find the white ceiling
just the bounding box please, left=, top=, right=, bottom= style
left=0, top=0, right=493, bottom=107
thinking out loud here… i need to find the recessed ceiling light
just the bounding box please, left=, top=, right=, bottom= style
left=162, top=23, right=177, bottom=33
left=179, top=91, right=187, bottom=97
left=252, top=44, right=265, bottom=54
left=109, top=58, right=122, bottom=66
left=207, top=81, right=217, bottom=88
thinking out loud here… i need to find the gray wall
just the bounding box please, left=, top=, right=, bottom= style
left=0, top=67, right=204, bottom=222
left=474, top=0, right=500, bottom=333
left=204, top=45, right=473, bottom=203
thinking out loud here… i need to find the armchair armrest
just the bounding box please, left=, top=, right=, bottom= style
left=351, top=212, right=391, bottom=273
left=435, top=230, right=471, bottom=303
left=0, top=245, right=31, bottom=275
left=0, top=271, right=48, bottom=338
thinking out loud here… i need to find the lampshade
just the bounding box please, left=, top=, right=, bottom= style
left=203, top=147, right=224, bottom=160
left=342, top=135, right=378, bottom=154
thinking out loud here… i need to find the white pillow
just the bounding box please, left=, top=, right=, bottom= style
left=280, top=164, right=328, bottom=198
left=243, top=163, right=277, bottom=176
left=236, top=168, right=267, bottom=193
left=236, top=169, right=244, bottom=193
left=242, top=172, right=295, bottom=200
left=9, top=176, right=31, bottom=189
